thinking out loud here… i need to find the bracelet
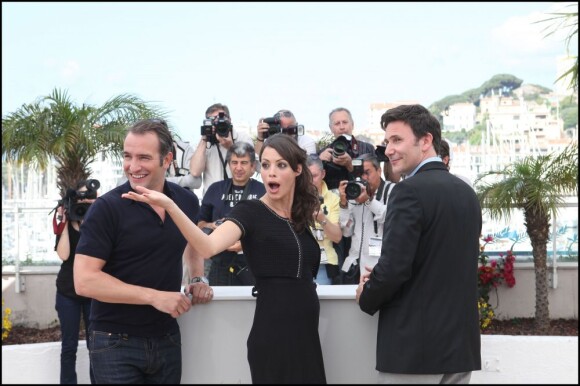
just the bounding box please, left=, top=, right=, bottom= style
left=257, top=138, right=264, bottom=142
left=339, top=202, right=348, bottom=209
left=320, top=219, right=328, bottom=226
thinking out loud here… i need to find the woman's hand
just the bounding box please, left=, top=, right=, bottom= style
left=122, top=186, right=173, bottom=209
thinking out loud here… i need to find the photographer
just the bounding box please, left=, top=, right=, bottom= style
left=337, top=153, right=396, bottom=283
left=197, top=141, right=266, bottom=285
left=53, top=179, right=99, bottom=384
left=307, top=155, right=343, bottom=285
left=190, top=103, right=254, bottom=196
left=165, top=138, right=202, bottom=191
left=318, top=107, right=375, bottom=191
left=255, top=109, right=316, bottom=155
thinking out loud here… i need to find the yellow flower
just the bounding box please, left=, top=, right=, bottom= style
left=2, top=298, right=13, bottom=341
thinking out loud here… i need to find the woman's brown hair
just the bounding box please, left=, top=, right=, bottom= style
left=259, top=134, right=319, bottom=232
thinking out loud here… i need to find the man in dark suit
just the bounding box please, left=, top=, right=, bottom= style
left=356, top=104, right=482, bottom=384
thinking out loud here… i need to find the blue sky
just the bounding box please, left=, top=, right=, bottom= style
left=2, top=2, right=577, bottom=142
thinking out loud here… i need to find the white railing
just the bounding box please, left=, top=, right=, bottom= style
left=2, top=286, right=578, bottom=384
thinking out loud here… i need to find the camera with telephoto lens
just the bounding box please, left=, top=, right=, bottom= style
left=330, top=135, right=352, bottom=158
left=345, top=159, right=368, bottom=200
left=200, top=112, right=233, bottom=145
left=58, top=179, right=100, bottom=221
left=262, top=117, right=304, bottom=139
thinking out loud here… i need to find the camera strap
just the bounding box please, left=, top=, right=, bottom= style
left=52, top=211, right=66, bottom=235
left=351, top=136, right=360, bottom=158
left=170, top=141, right=190, bottom=176
left=217, top=145, right=229, bottom=181
left=223, top=179, right=252, bottom=207
left=373, top=179, right=394, bottom=235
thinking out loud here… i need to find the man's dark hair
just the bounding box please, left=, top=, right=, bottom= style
left=439, top=139, right=450, bottom=159
left=380, top=104, right=441, bottom=153
left=127, top=119, right=173, bottom=166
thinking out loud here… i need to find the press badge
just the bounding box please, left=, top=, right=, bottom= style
left=369, top=236, right=382, bottom=258
left=320, top=247, right=328, bottom=264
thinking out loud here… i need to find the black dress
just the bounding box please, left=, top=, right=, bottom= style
left=226, top=200, right=326, bottom=384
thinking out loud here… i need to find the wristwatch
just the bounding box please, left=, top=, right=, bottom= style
left=320, top=219, right=328, bottom=226
left=189, top=276, right=209, bottom=285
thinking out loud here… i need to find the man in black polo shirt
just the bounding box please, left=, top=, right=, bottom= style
left=74, top=119, right=213, bottom=384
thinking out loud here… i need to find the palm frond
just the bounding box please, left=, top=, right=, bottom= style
left=2, top=87, right=165, bottom=195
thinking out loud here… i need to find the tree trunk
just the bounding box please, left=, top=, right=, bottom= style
left=524, top=206, right=551, bottom=333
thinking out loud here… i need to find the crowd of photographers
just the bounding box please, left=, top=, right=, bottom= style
left=53, top=103, right=400, bottom=288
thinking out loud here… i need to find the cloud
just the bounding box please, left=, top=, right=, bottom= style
left=492, top=11, right=552, bottom=54
left=492, top=3, right=577, bottom=55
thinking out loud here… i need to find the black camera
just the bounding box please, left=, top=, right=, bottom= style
left=330, top=135, right=352, bottom=158
left=59, top=179, right=100, bottom=221
left=345, top=159, right=368, bottom=200
left=262, top=117, right=304, bottom=139
left=201, top=112, right=233, bottom=145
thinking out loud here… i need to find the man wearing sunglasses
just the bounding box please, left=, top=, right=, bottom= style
left=254, top=109, right=317, bottom=155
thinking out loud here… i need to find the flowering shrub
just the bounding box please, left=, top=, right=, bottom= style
left=477, top=235, right=516, bottom=330
left=478, top=299, right=494, bottom=330
left=2, top=298, right=12, bottom=341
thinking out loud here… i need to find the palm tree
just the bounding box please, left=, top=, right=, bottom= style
left=475, top=143, right=578, bottom=332
left=535, top=3, right=578, bottom=92
left=2, top=88, right=166, bottom=198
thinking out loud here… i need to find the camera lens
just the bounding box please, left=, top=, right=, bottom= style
left=68, top=202, right=91, bottom=221
left=75, top=204, right=88, bottom=217
left=345, top=181, right=363, bottom=200
left=332, top=141, right=347, bottom=157
left=86, top=179, right=100, bottom=191
left=215, top=124, right=230, bottom=137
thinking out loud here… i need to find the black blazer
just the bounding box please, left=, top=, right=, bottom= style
left=359, top=161, right=482, bottom=374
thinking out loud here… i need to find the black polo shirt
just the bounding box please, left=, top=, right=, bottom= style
left=76, top=180, right=199, bottom=337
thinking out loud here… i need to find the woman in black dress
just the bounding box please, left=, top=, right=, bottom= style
left=123, top=134, right=327, bottom=384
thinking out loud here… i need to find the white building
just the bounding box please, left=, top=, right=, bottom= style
left=442, top=102, right=477, bottom=132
